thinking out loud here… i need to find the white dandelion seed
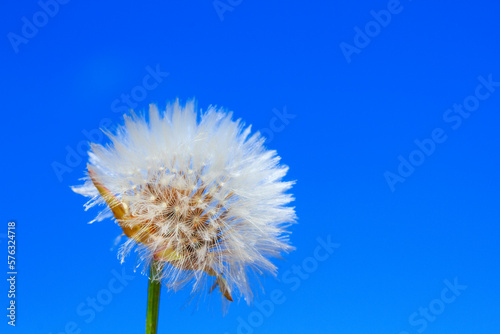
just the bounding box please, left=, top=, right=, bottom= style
left=72, top=100, right=296, bottom=304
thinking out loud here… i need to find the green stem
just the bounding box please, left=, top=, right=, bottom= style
left=145, top=261, right=161, bottom=334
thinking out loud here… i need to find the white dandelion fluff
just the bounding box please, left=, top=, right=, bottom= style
left=72, top=100, right=296, bottom=304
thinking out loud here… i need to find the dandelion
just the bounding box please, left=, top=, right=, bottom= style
left=72, top=100, right=296, bottom=332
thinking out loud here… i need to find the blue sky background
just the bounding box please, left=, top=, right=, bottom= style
left=1, top=0, right=500, bottom=333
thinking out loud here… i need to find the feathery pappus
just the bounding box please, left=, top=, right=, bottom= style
left=72, top=100, right=296, bottom=305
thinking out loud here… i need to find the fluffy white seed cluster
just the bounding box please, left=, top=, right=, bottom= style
left=72, top=100, right=295, bottom=304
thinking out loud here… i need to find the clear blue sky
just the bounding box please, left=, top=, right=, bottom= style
left=1, top=0, right=500, bottom=333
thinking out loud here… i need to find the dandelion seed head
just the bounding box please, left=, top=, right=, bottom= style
left=72, top=100, right=296, bottom=304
